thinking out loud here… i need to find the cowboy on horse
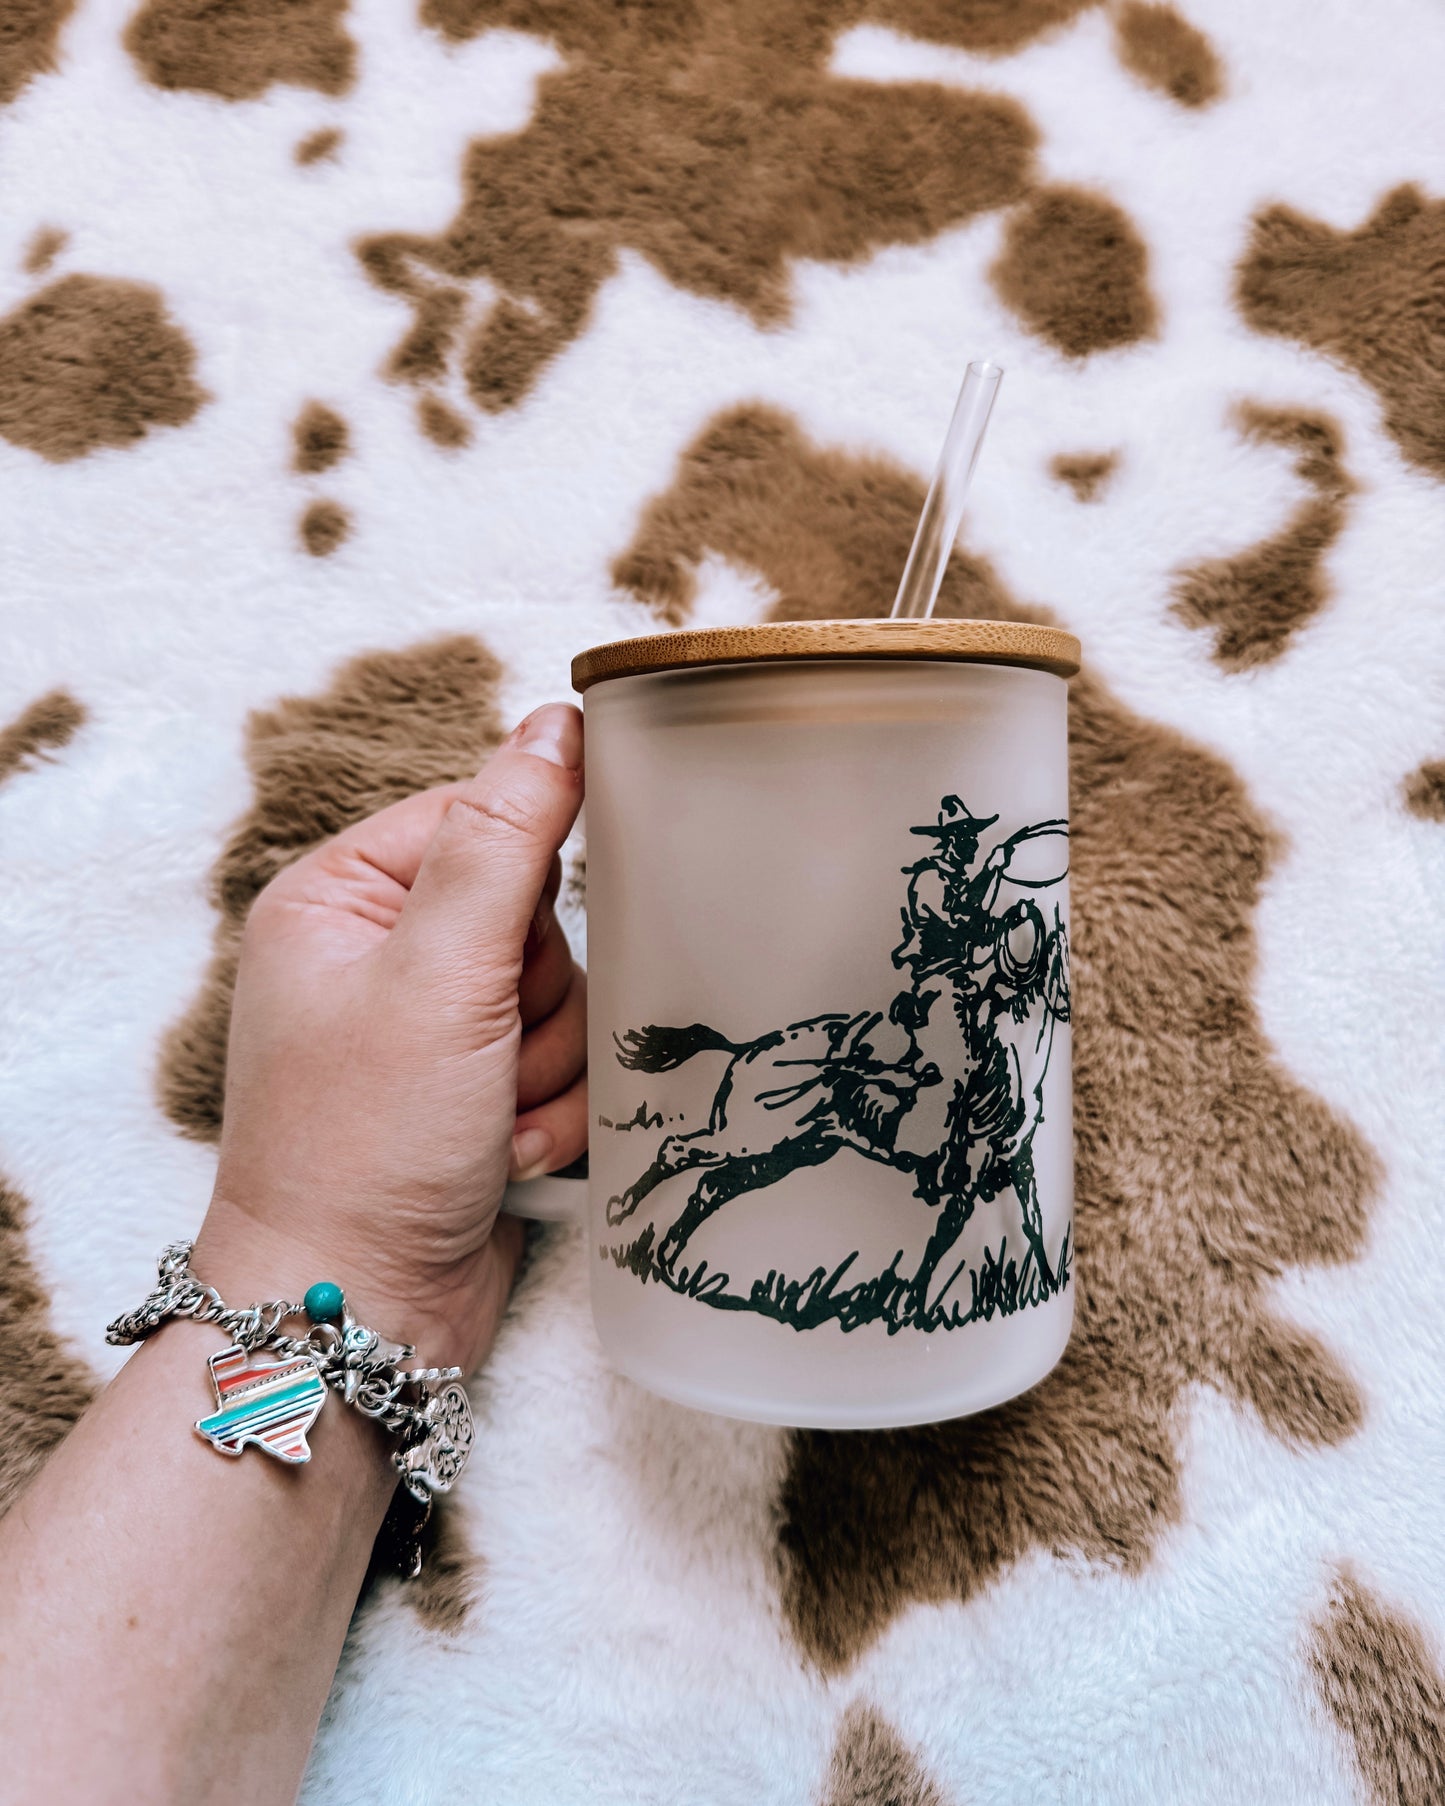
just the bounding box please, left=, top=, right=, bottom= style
left=605, top=796, right=1071, bottom=1318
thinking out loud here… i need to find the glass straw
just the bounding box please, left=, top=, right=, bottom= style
left=890, top=360, right=1003, bottom=620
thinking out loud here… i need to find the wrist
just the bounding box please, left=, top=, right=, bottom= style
left=193, top=1196, right=465, bottom=1370
left=119, top=1225, right=479, bottom=1546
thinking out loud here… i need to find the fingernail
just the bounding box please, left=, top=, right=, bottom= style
left=515, top=705, right=582, bottom=771
left=511, top=1127, right=554, bottom=1180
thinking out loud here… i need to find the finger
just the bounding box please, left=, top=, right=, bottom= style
left=521, top=853, right=562, bottom=948
left=516, top=966, right=586, bottom=1111
left=264, top=760, right=564, bottom=930
left=258, top=781, right=470, bottom=928
left=539, top=853, right=562, bottom=913
left=519, top=904, right=573, bottom=1027
left=388, top=705, right=583, bottom=1009
left=510, top=1070, right=588, bottom=1180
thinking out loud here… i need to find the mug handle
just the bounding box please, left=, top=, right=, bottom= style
left=499, top=1169, right=585, bottom=1223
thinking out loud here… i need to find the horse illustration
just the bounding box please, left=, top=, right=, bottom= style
left=605, top=797, right=1072, bottom=1321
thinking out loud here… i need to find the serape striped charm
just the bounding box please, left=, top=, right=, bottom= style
left=194, top=1343, right=328, bottom=1465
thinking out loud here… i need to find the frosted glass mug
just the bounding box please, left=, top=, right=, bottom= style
left=562, top=619, right=1079, bottom=1430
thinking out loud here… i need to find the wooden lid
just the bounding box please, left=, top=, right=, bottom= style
left=572, top=618, right=1080, bottom=691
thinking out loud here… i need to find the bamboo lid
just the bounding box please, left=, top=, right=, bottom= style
left=572, top=618, right=1080, bottom=691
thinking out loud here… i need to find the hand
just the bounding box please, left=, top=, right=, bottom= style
left=192, top=703, right=586, bottom=1373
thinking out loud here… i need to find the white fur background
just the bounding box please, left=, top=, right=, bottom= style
left=3, top=0, right=1444, bottom=1799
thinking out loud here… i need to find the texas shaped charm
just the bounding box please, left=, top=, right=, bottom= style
left=194, top=1344, right=327, bottom=1464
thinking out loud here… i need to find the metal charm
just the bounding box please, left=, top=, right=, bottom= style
left=396, top=1382, right=475, bottom=1500
left=107, top=1241, right=300, bottom=1352
left=113, top=1242, right=478, bottom=1560
left=194, top=1344, right=328, bottom=1464
left=329, top=1318, right=418, bottom=1405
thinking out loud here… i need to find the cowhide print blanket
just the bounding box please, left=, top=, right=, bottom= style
left=3, top=1, right=1444, bottom=1800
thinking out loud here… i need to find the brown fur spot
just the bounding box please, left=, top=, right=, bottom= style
left=0, top=722, right=94, bottom=1513
left=299, top=497, right=351, bottom=556
left=1309, top=1569, right=1445, bottom=1805
left=1113, top=3, right=1223, bottom=108
left=363, top=1489, right=478, bottom=1630
left=0, top=0, right=76, bottom=104
left=614, top=405, right=1377, bottom=1670
left=125, top=0, right=354, bottom=100
left=991, top=184, right=1158, bottom=357
left=22, top=226, right=67, bottom=275
left=295, top=125, right=342, bottom=165
left=1403, top=761, right=1445, bottom=822
left=361, top=4, right=1037, bottom=413
left=359, top=269, right=467, bottom=388
left=405, top=1503, right=479, bottom=1633
left=417, top=393, right=472, bottom=449
left=819, top=1703, right=947, bottom=1806
left=614, top=404, right=1011, bottom=628
left=1051, top=449, right=1118, bottom=502
left=0, top=273, right=206, bottom=463
left=156, top=636, right=507, bottom=1624
left=0, top=688, right=85, bottom=782
left=291, top=400, right=350, bottom=474
left=158, top=635, right=506, bottom=1140
left=1237, top=186, right=1445, bottom=480
left=872, top=0, right=1097, bottom=55
left=1171, top=404, right=1352, bottom=670
left=0, top=1183, right=93, bottom=1514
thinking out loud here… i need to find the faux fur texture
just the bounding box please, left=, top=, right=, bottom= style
left=1403, top=762, right=1445, bottom=823
left=294, top=124, right=343, bottom=166
left=1049, top=449, right=1119, bottom=502
left=1310, top=1570, right=1445, bottom=1806
left=0, top=272, right=205, bottom=461
left=0, top=1178, right=92, bottom=1511
left=1112, top=2, right=1223, bottom=109
left=291, top=400, right=350, bottom=474
left=1237, top=186, right=1445, bottom=480
left=126, top=0, right=355, bottom=100
left=3, top=0, right=1444, bottom=1801
left=416, top=392, right=472, bottom=449
left=21, top=223, right=67, bottom=274
left=1171, top=403, right=1353, bottom=670
left=0, top=0, right=76, bottom=105
left=0, top=689, right=85, bottom=782
left=820, top=1702, right=946, bottom=1806
left=0, top=700, right=94, bottom=1511
left=362, top=0, right=1041, bottom=411
left=989, top=184, right=1158, bottom=357
left=298, top=495, right=351, bottom=555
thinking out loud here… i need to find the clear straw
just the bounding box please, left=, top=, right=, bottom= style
left=890, top=359, right=1003, bottom=620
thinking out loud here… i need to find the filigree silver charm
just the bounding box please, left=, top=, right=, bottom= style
left=397, top=1382, right=475, bottom=1500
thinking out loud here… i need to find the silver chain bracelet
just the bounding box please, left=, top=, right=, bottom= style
left=107, top=1243, right=476, bottom=1548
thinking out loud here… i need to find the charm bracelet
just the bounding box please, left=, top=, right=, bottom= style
left=107, top=1242, right=475, bottom=1571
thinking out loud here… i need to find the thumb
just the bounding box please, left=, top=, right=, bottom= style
left=388, top=703, right=583, bottom=1023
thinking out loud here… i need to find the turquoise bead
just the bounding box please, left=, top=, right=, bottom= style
left=304, top=1281, right=345, bottom=1325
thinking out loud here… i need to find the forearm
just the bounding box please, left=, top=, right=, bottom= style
left=0, top=1260, right=397, bottom=1804
left=0, top=706, right=582, bottom=1803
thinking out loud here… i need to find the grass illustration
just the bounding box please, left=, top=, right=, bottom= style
left=605, top=1224, right=1071, bottom=1335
